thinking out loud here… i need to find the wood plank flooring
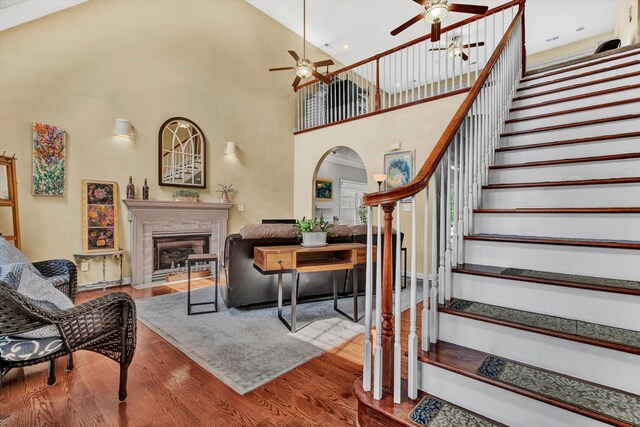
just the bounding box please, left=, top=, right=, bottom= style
left=0, top=280, right=382, bottom=427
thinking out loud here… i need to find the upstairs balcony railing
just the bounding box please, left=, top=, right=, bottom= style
left=294, top=0, right=524, bottom=133
left=359, top=0, right=525, bottom=403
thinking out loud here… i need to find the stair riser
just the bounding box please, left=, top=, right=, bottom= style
left=473, top=212, right=640, bottom=240
left=420, top=364, right=608, bottom=427
left=495, top=138, right=640, bottom=163
left=437, top=314, right=640, bottom=395
left=508, top=87, right=640, bottom=119
left=511, top=74, right=640, bottom=107
left=500, top=119, right=640, bottom=146
left=452, top=273, right=640, bottom=330
left=489, top=159, right=640, bottom=183
left=516, top=63, right=640, bottom=95
left=520, top=53, right=640, bottom=87
left=464, top=240, right=639, bottom=280
left=481, top=183, right=640, bottom=209
left=505, top=102, right=640, bottom=132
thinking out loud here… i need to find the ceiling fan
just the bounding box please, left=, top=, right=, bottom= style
left=429, top=36, right=485, bottom=61
left=269, top=0, right=334, bottom=90
left=391, top=0, right=489, bottom=42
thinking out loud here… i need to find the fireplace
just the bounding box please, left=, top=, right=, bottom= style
left=152, top=233, right=210, bottom=282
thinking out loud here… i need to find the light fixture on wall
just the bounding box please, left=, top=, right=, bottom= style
left=115, top=119, right=132, bottom=138
left=373, top=173, right=387, bottom=191
left=225, top=141, right=238, bottom=156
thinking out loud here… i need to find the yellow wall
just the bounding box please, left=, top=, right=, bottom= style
left=0, top=0, right=335, bottom=284
left=527, top=31, right=615, bottom=68
left=616, top=0, right=640, bottom=46
left=294, top=93, right=467, bottom=275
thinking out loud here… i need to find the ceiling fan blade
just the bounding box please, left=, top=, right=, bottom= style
left=313, top=59, right=334, bottom=67
left=431, top=21, right=441, bottom=42
left=390, top=14, right=424, bottom=36
left=413, top=0, right=428, bottom=5
left=269, top=66, right=296, bottom=71
left=460, top=52, right=469, bottom=61
left=448, top=4, right=489, bottom=15
left=288, top=50, right=301, bottom=61
left=461, top=42, right=485, bottom=49
left=428, top=48, right=448, bottom=51
left=312, top=69, right=332, bottom=85
left=292, top=75, right=302, bottom=89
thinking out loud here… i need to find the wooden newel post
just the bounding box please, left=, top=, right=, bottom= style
left=381, top=203, right=395, bottom=392
left=375, top=58, right=381, bottom=111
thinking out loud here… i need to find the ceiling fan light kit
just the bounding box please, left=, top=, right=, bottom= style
left=423, top=0, right=449, bottom=24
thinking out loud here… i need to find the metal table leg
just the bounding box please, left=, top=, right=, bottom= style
left=334, top=268, right=360, bottom=322
left=187, top=258, right=218, bottom=316
left=277, top=270, right=310, bottom=333
left=102, top=255, right=107, bottom=291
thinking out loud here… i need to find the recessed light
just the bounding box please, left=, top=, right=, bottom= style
left=396, top=82, right=401, bottom=87
left=342, top=44, right=349, bottom=50
left=545, top=36, right=560, bottom=42
left=576, top=26, right=585, bottom=32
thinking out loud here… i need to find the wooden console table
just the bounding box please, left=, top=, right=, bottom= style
left=253, top=243, right=375, bottom=332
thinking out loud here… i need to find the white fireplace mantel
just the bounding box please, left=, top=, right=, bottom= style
left=123, top=199, right=232, bottom=286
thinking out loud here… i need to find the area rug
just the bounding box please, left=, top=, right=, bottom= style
left=501, top=268, right=640, bottom=292
left=446, top=299, right=640, bottom=350
left=477, top=356, right=640, bottom=426
left=136, top=284, right=421, bottom=395
left=409, top=395, right=502, bottom=427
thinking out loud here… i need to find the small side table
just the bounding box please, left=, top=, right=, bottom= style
left=187, top=253, right=219, bottom=316
left=73, top=249, right=124, bottom=291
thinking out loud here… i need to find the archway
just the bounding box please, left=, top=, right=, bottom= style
left=312, top=147, right=368, bottom=225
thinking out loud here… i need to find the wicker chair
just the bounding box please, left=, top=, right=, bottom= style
left=0, top=260, right=136, bottom=401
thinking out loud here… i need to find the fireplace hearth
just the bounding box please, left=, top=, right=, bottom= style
left=153, top=234, right=211, bottom=282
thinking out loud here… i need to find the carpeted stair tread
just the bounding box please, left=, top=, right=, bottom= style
left=465, top=234, right=640, bottom=249
left=476, top=356, right=640, bottom=426
left=409, top=395, right=504, bottom=427
left=420, top=342, right=640, bottom=426
left=453, top=263, right=640, bottom=295
left=443, top=299, right=640, bottom=353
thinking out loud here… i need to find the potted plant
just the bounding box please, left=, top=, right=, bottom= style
left=294, top=214, right=335, bottom=247
left=216, top=183, right=237, bottom=203
left=173, top=189, right=199, bottom=202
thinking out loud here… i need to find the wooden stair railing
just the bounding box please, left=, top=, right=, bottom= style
left=359, top=4, right=525, bottom=403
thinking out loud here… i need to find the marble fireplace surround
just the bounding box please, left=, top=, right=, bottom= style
left=123, top=200, right=232, bottom=287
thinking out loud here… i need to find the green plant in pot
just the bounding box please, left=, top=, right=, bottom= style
left=294, top=213, right=335, bottom=247
left=173, top=189, right=199, bottom=202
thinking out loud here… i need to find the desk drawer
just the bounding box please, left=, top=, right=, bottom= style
left=266, top=253, right=292, bottom=270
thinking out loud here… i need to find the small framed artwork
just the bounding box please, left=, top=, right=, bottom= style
left=32, top=122, right=66, bottom=196
left=82, top=179, right=119, bottom=253
left=384, top=149, right=415, bottom=196
left=315, top=178, right=333, bottom=202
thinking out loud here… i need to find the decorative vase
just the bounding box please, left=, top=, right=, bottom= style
left=142, top=179, right=149, bottom=200
left=126, top=176, right=135, bottom=199
left=301, top=231, right=327, bottom=247
left=220, top=192, right=229, bottom=203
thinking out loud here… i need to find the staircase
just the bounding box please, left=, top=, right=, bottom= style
left=356, top=10, right=640, bottom=427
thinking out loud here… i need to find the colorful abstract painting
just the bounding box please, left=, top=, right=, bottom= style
left=315, top=178, right=333, bottom=201
left=32, top=123, right=66, bottom=196
left=82, top=180, right=119, bottom=253
left=384, top=149, right=414, bottom=201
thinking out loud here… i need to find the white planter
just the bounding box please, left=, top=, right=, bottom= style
left=302, top=231, right=327, bottom=247
left=174, top=196, right=198, bottom=202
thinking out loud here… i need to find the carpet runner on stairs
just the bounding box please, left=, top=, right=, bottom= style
left=476, top=356, right=640, bottom=426
left=409, top=396, right=504, bottom=427
left=500, top=267, right=640, bottom=292
left=444, top=299, right=640, bottom=352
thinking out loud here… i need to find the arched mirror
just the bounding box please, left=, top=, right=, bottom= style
left=159, top=117, right=206, bottom=188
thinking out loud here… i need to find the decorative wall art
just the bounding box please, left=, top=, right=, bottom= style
left=32, top=122, right=66, bottom=196
left=384, top=149, right=414, bottom=194
left=315, top=178, right=333, bottom=202
left=82, top=180, right=119, bottom=252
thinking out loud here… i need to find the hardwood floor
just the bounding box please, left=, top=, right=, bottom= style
left=0, top=280, right=374, bottom=427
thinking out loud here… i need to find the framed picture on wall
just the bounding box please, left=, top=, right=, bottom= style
left=315, top=178, right=333, bottom=202
left=383, top=149, right=415, bottom=196
left=82, top=179, right=119, bottom=253
left=32, top=122, right=66, bottom=196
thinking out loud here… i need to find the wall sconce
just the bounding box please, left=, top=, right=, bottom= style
left=115, top=119, right=132, bottom=138
left=372, top=173, right=387, bottom=191
left=225, top=141, right=238, bottom=156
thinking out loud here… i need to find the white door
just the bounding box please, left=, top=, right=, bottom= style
left=340, top=180, right=368, bottom=225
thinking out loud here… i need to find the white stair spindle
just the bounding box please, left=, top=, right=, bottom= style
left=438, top=162, right=446, bottom=305
left=373, top=206, right=383, bottom=400
left=430, top=176, right=439, bottom=343
left=457, top=128, right=465, bottom=265
left=363, top=206, right=373, bottom=392
left=444, top=147, right=452, bottom=302
left=451, top=136, right=459, bottom=268
left=393, top=201, right=402, bottom=404
left=422, top=186, right=430, bottom=353
left=408, top=195, right=418, bottom=399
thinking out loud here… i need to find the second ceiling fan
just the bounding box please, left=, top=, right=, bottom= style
left=268, top=0, right=334, bottom=90
left=391, top=0, right=488, bottom=42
